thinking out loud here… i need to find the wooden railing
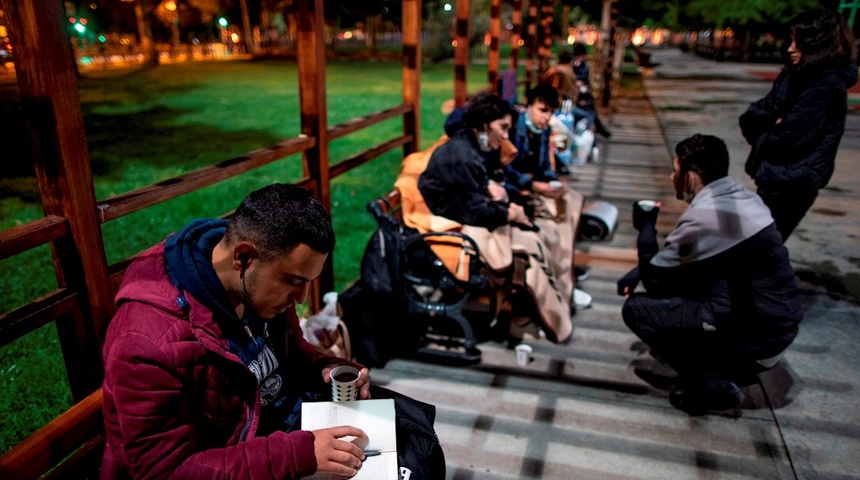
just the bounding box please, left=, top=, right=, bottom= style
left=0, top=0, right=564, bottom=476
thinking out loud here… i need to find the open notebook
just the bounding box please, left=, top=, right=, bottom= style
left=301, top=399, right=398, bottom=480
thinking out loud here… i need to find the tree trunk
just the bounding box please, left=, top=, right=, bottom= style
left=240, top=0, right=255, bottom=54
left=135, top=0, right=159, bottom=66
left=366, top=14, right=381, bottom=58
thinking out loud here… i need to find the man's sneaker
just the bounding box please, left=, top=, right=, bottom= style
left=669, top=378, right=744, bottom=416
left=574, top=265, right=590, bottom=283
left=572, top=288, right=593, bottom=310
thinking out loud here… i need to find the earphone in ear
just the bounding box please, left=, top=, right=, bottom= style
left=239, top=252, right=250, bottom=268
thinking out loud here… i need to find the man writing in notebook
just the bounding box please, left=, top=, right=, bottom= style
left=102, top=183, right=372, bottom=479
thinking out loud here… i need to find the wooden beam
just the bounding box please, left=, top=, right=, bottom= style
left=0, top=216, right=68, bottom=261
left=296, top=0, right=331, bottom=308
left=0, top=389, right=104, bottom=480
left=402, top=0, right=421, bottom=155
left=525, top=1, right=538, bottom=88
left=488, top=0, right=502, bottom=94
left=454, top=0, right=470, bottom=107
left=97, top=136, right=314, bottom=223
left=328, top=104, right=412, bottom=141
left=510, top=0, right=523, bottom=72
left=539, top=0, right=554, bottom=75
left=0, top=289, right=79, bottom=349
left=2, top=0, right=110, bottom=398
left=329, top=135, right=413, bottom=179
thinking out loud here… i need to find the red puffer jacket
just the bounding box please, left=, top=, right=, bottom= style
left=101, top=243, right=339, bottom=480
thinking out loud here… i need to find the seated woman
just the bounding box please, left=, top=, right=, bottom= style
left=418, top=94, right=573, bottom=344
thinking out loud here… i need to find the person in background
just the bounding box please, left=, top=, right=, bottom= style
left=507, top=83, right=592, bottom=311
left=740, top=8, right=857, bottom=241
left=543, top=64, right=599, bottom=171
left=564, top=43, right=612, bottom=139
left=618, top=134, right=803, bottom=415
left=102, top=183, right=373, bottom=479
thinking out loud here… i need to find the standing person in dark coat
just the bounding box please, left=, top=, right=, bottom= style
left=618, top=134, right=803, bottom=415
left=740, top=8, right=858, bottom=241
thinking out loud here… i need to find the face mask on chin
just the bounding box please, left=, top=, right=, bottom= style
left=525, top=112, right=545, bottom=134
left=477, top=131, right=491, bottom=151
left=682, top=175, right=696, bottom=203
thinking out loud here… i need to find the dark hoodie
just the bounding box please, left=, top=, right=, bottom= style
left=740, top=63, right=859, bottom=191
left=164, top=219, right=304, bottom=426
left=102, top=220, right=334, bottom=478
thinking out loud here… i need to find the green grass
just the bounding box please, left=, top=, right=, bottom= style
left=0, top=58, right=493, bottom=453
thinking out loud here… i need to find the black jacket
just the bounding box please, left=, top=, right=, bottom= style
left=740, top=64, right=858, bottom=191
left=418, top=130, right=509, bottom=231
left=638, top=223, right=802, bottom=358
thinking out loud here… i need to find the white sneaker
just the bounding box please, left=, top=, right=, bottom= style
left=573, top=288, right=593, bottom=310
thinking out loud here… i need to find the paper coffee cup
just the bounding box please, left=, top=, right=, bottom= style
left=637, top=200, right=658, bottom=212
left=330, top=365, right=361, bottom=402
left=515, top=343, right=532, bottom=367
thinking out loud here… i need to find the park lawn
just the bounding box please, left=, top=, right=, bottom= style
left=0, top=58, right=493, bottom=452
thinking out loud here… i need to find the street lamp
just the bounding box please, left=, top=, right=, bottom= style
left=218, top=17, right=228, bottom=28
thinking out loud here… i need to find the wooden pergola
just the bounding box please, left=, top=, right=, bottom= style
left=0, top=1, right=619, bottom=478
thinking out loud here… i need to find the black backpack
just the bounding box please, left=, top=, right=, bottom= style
left=374, top=386, right=446, bottom=480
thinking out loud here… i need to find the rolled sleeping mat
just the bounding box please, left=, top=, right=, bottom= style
left=578, top=200, right=619, bottom=242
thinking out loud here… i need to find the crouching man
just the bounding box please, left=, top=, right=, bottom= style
left=618, top=134, right=803, bottom=415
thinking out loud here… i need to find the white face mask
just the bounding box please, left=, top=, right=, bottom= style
left=477, top=131, right=491, bottom=151
left=682, top=175, right=696, bottom=203
left=525, top=112, right=545, bottom=134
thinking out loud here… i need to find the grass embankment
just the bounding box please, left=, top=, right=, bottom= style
left=0, top=59, right=492, bottom=452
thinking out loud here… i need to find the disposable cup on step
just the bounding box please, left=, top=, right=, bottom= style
left=330, top=365, right=361, bottom=402
left=515, top=344, right=532, bottom=367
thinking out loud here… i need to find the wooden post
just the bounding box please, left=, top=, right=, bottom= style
left=561, top=4, right=571, bottom=48
left=602, top=0, right=619, bottom=107
left=525, top=0, right=538, bottom=88
left=454, top=0, right=470, bottom=107
left=510, top=0, right=524, bottom=101
left=2, top=0, right=112, bottom=399
left=296, top=0, right=331, bottom=309
left=510, top=0, right=523, bottom=72
left=488, top=0, right=502, bottom=94
left=402, top=0, right=421, bottom=155
left=538, top=0, right=554, bottom=76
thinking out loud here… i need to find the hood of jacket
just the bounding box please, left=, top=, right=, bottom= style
left=115, top=219, right=246, bottom=350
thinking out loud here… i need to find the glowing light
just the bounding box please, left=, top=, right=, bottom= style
left=517, top=39, right=524, bottom=47
left=443, top=3, right=452, bottom=12
left=165, top=1, right=177, bottom=11
left=567, top=34, right=575, bottom=45
left=80, top=18, right=88, bottom=25
left=344, top=31, right=353, bottom=39
left=74, top=23, right=86, bottom=34
left=218, top=17, right=228, bottom=28
left=98, top=35, right=107, bottom=43
left=631, top=28, right=646, bottom=46
left=452, top=40, right=458, bottom=47
left=231, top=33, right=240, bottom=43
left=651, top=30, right=664, bottom=45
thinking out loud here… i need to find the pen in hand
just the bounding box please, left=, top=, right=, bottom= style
left=364, top=450, right=382, bottom=457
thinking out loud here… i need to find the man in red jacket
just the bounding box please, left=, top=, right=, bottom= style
left=102, top=183, right=372, bottom=479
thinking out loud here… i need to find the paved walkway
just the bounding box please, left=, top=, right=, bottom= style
left=373, top=49, right=860, bottom=479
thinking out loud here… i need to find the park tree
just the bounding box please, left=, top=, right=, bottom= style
left=134, top=0, right=159, bottom=66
